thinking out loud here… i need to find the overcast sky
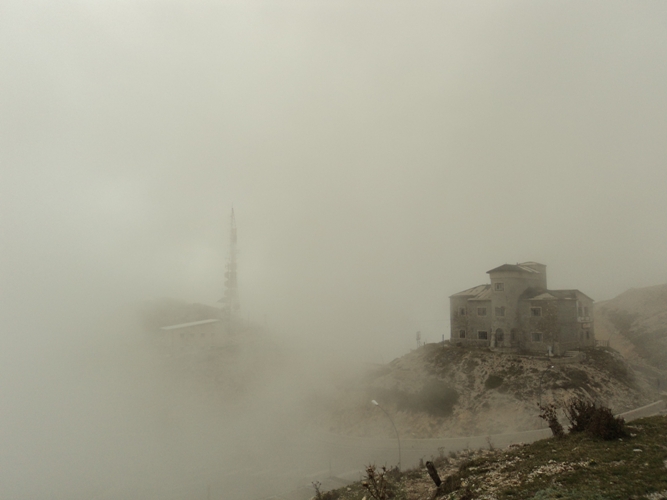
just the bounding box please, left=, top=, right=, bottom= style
left=2, top=0, right=667, bottom=358
left=3, top=2, right=667, bottom=499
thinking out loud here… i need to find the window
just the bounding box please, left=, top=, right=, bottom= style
left=459, top=307, right=466, bottom=316
left=532, top=332, right=542, bottom=342
left=577, top=305, right=583, bottom=317
left=459, top=329, right=466, bottom=339
left=494, top=283, right=504, bottom=291
left=477, top=307, right=487, bottom=316
left=478, top=331, right=488, bottom=340
left=583, top=306, right=589, bottom=317
left=585, top=330, right=590, bottom=339
left=495, top=329, right=504, bottom=342
left=530, top=307, right=542, bottom=317
left=495, top=306, right=506, bottom=317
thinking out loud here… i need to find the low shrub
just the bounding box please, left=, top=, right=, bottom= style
left=538, top=403, right=565, bottom=439
left=563, top=398, right=627, bottom=440
left=586, top=406, right=627, bottom=440
left=564, top=398, right=597, bottom=433
left=382, top=379, right=459, bottom=417
left=361, top=465, right=392, bottom=500
left=484, top=374, right=504, bottom=390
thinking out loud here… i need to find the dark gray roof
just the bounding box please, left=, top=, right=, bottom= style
left=520, top=288, right=593, bottom=301
left=450, top=284, right=490, bottom=299
left=487, top=264, right=539, bottom=274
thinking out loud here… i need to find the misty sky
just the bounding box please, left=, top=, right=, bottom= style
left=3, top=0, right=667, bottom=358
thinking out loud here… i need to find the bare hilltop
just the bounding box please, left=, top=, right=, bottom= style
left=314, top=344, right=658, bottom=439
left=311, top=284, right=667, bottom=440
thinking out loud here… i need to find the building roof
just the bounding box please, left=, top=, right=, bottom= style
left=159, top=319, right=220, bottom=331
left=486, top=263, right=541, bottom=274
left=450, top=284, right=490, bottom=299
left=520, top=288, right=594, bottom=301
left=528, top=292, right=559, bottom=300
left=519, top=261, right=545, bottom=267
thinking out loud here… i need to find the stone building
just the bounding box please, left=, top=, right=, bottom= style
left=449, top=262, right=594, bottom=355
left=159, top=319, right=222, bottom=350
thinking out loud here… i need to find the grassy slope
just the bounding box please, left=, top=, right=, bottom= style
left=327, top=414, right=667, bottom=500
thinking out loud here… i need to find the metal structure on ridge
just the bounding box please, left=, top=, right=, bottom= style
left=220, top=208, right=240, bottom=332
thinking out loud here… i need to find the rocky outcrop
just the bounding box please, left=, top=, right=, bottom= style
left=319, top=344, right=657, bottom=438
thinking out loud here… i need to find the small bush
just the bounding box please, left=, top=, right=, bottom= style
left=563, top=398, right=628, bottom=440
left=387, top=379, right=459, bottom=417
left=565, top=398, right=597, bottom=433
left=361, top=465, right=392, bottom=500
left=416, top=380, right=459, bottom=417
left=538, top=403, right=565, bottom=438
left=484, top=374, right=504, bottom=390
left=586, top=406, right=627, bottom=440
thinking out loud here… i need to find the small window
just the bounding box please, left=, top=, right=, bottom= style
left=459, top=307, right=466, bottom=316
left=532, top=332, right=542, bottom=342
left=459, top=329, right=466, bottom=339
left=478, top=331, right=488, bottom=340
left=495, top=306, right=506, bottom=317
left=477, top=307, right=487, bottom=316
left=530, top=307, right=542, bottom=317
left=494, top=283, right=504, bottom=291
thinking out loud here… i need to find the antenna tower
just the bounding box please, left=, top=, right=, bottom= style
left=222, top=208, right=240, bottom=330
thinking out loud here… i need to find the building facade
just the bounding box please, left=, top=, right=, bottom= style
left=159, top=319, right=222, bottom=350
left=450, top=262, right=594, bottom=355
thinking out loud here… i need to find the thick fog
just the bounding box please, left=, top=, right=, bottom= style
left=2, top=1, right=667, bottom=499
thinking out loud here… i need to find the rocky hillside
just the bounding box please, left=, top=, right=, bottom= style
left=595, top=284, right=667, bottom=373
left=315, top=344, right=658, bottom=438
left=324, top=414, right=667, bottom=500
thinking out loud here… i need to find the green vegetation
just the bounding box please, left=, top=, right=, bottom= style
left=484, top=374, right=504, bottom=390
left=327, top=415, right=667, bottom=500
left=373, top=379, right=459, bottom=418
left=537, top=402, right=565, bottom=439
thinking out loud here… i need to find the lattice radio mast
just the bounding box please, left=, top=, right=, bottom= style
left=221, top=208, right=240, bottom=332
